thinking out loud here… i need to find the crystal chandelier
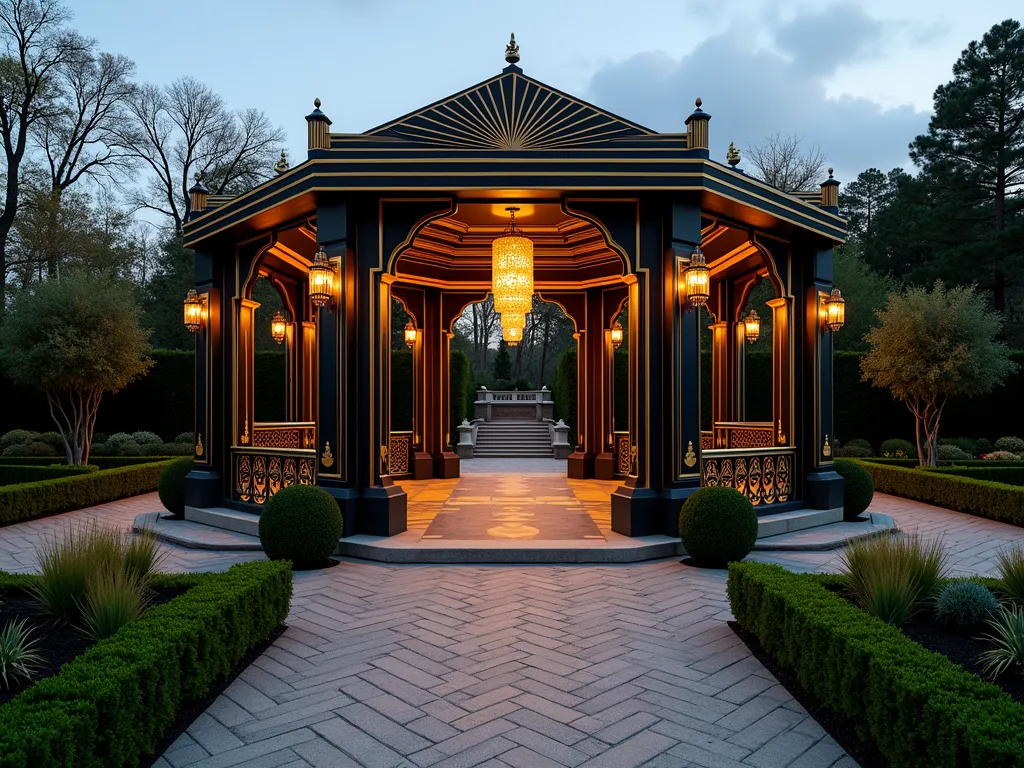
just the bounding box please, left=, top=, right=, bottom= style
left=491, top=207, right=534, bottom=314
left=501, top=311, right=525, bottom=346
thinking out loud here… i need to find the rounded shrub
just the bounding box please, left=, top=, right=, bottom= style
left=90, top=442, right=113, bottom=457
left=117, top=440, right=142, bottom=456
left=937, top=444, right=970, bottom=462
left=679, top=487, right=757, bottom=568
left=843, top=438, right=873, bottom=454
left=939, top=437, right=977, bottom=456
left=833, top=459, right=874, bottom=521
left=984, top=450, right=1020, bottom=461
left=174, top=431, right=194, bottom=445
left=131, top=431, right=163, bottom=446
left=880, top=438, right=914, bottom=458
left=3, top=440, right=58, bottom=457
left=976, top=438, right=994, bottom=455
left=142, top=442, right=169, bottom=456
left=158, top=458, right=194, bottom=518
left=0, top=429, right=37, bottom=449
left=37, top=431, right=64, bottom=450
left=259, top=485, right=343, bottom=569
left=836, top=445, right=873, bottom=458
left=995, top=437, right=1024, bottom=455
left=934, top=581, right=999, bottom=632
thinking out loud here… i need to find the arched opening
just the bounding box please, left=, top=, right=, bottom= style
left=252, top=276, right=287, bottom=423
left=738, top=278, right=774, bottom=423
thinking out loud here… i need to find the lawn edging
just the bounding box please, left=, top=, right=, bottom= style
left=856, top=460, right=1024, bottom=526
left=0, top=460, right=172, bottom=527
left=0, top=560, right=292, bottom=767
left=727, top=562, right=1024, bottom=767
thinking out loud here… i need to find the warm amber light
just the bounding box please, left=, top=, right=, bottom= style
left=744, top=309, right=760, bottom=344
left=309, top=247, right=335, bottom=308
left=183, top=289, right=204, bottom=333
left=610, top=321, right=624, bottom=349
left=492, top=207, right=534, bottom=315
left=683, top=246, right=710, bottom=308
left=825, top=287, right=846, bottom=332
left=404, top=321, right=417, bottom=348
left=271, top=310, right=286, bottom=344
left=501, top=311, right=525, bottom=347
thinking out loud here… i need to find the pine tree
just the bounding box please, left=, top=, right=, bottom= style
left=492, top=340, right=512, bottom=381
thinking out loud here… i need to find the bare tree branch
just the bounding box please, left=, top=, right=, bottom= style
left=745, top=132, right=827, bottom=192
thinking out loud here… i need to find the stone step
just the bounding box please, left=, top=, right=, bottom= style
left=135, top=511, right=263, bottom=551
left=753, top=512, right=895, bottom=551
left=185, top=505, right=260, bottom=537
left=755, top=507, right=843, bottom=538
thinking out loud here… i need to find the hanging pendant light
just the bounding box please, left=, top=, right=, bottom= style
left=682, top=246, right=710, bottom=308
left=501, top=311, right=525, bottom=346
left=491, top=207, right=534, bottom=315
left=744, top=309, right=760, bottom=344
left=404, top=321, right=417, bottom=348
left=610, top=321, right=624, bottom=349
left=270, top=310, right=286, bottom=344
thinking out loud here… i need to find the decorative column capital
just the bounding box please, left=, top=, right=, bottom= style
left=188, top=172, right=209, bottom=217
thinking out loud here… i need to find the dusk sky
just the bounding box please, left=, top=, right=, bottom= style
left=74, top=0, right=1021, bottom=183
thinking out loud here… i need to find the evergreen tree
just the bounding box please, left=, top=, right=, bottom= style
left=142, top=235, right=195, bottom=350
left=492, top=340, right=512, bottom=381
left=907, top=19, right=1024, bottom=314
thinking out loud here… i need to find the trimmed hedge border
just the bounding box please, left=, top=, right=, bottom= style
left=856, top=460, right=1024, bottom=526
left=0, top=465, right=96, bottom=485
left=0, top=461, right=172, bottom=527
left=0, top=560, right=291, bottom=767
left=0, top=456, right=182, bottom=469
left=727, top=562, right=1024, bottom=767
left=923, top=466, right=1024, bottom=485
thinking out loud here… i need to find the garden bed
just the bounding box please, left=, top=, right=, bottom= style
left=0, top=561, right=292, bottom=767
left=727, top=562, right=1024, bottom=767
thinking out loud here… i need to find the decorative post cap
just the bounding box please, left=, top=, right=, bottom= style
left=274, top=150, right=289, bottom=175
left=503, top=32, right=522, bottom=73
left=820, top=168, right=840, bottom=209
left=726, top=141, right=741, bottom=167
left=305, top=98, right=332, bottom=153
left=188, top=171, right=209, bottom=216
left=188, top=171, right=209, bottom=195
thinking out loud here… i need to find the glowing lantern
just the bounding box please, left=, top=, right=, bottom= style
left=501, top=311, right=525, bottom=346
left=744, top=309, right=760, bottom=344
left=309, top=246, right=335, bottom=308
left=271, top=310, right=286, bottom=344
left=183, top=289, right=204, bottom=333
left=824, top=287, right=846, bottom=332
left=491, top=207, right=534, bottom=314
left=404, top=321, right=417, bottom=348
left=610, top=321, right=624, bottom=349
left=682, top=246, right=710, bottom=308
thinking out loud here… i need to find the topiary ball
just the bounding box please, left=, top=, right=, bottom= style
left=833, top=459, right=874, bottom=521
left=934, top=581, right=998, bottom=633
left=679, top=487, right=757, bottom=568
left=259, top=485, right=343, bottom=569
left=158, top=457, right=194, bottom=518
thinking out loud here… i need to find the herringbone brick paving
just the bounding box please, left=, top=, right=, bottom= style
left=156, top=561, right=854, bottom=767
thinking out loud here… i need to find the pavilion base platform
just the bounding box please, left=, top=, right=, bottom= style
left=135, top=503, right=892, bottom=564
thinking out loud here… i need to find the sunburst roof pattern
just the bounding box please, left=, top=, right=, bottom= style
left=366, top=73, right=654, bottom=150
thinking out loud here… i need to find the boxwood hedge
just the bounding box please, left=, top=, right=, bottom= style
left=857, top=461, right=1024, bottom=526
left=0, top=464, right=96, bottom=486
left=727, top=562, right=1024, bottom=767
left=0, top=456, right=182, bottom=469
left=0, top=560, right=292, bottom=768
left=0, top=461, right=172, bottom=527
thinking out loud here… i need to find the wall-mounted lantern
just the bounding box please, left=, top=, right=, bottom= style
left=183, top=289, right=205, bottom=333
left=610, top=320, right=624, bottom=349
left=309, top=246, right=336, bottom=308
left=404, top=321, right=417, bottom=348
left=271, top=311, right=286, bottom=344
left=744, top=308, right=760, bottom=344
left=823, top=287, right=846, bottom=332
left=682, top=246, right=710, bottom=309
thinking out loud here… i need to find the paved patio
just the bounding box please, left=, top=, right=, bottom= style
left=3, top=488, right=1023, bottom=766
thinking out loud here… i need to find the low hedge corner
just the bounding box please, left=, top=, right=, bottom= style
left=0, top=560, right=292, bottom=767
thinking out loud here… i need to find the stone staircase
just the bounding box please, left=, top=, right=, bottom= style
left=472, top=421, right=553, bottom=458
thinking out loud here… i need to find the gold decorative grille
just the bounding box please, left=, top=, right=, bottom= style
left=251, top=423, right=316, bottom=450
left=700, top=432, right=713, bottom=451
left=234, top=449, right=315, bottom=505
left=388, top=432, right=412, bottom=476
left=712, top=423, right=775, bottom=449
left=615, top=432, right=631, bottom=476
left=700, top=449, right=792, bottom=506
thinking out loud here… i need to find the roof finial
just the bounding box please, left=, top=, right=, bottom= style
left=275, top=150, right=289, bottom=175
left=505, top=33, right=520, bottom=65
left=695, top=97, right=703, bottom=110
left=726, top=141, right=741, bottom=167
left=828, top=167, right=834, bottom=178
left=314, top=97, right=321, bottom=109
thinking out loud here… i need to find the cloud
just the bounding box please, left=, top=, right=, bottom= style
left=582, top=14, right=929, bottom=183
left=773, top=2, right=884, bottom=75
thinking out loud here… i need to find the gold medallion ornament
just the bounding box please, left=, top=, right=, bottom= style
left=822, top=434, right=832, bottom=458
left=195, top=433, right=204, bottom=457
left=684, top=441, right=697, bottom=468
left=320, top=441, right=334, bottom=468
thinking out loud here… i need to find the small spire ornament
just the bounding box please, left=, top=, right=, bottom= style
left=274, top=150, right=288, bottom=175
left=726, top=141, right=741, bottom=167
left=505, top=33, right=520, bottom=65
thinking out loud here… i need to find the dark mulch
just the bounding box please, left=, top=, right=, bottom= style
left=902, top=620, right=1024, bottom=703
left=728, top=621, right=889, bottom=768
left=0, top=586, right=185, bottom=705
left=139, top=624, right=285, bottom=768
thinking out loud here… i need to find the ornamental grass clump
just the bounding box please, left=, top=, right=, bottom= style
left=838, top=532, right=948, bottom=626
left=80, top=569, right=147, bottom=640
left=0, top=618, right=42, bottom=690
left=934, top=581, right=999, bottom=632
left=979, top=606, right=1024, bottom=680
left=996, top=543, right=1024, bottom=604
